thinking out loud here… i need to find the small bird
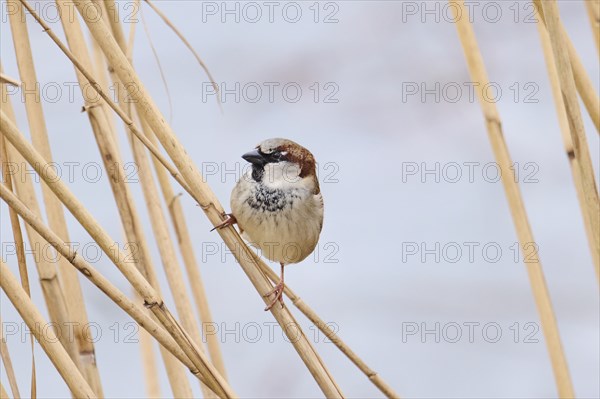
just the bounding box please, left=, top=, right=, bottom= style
left=214, top=138, right=324, bottom=311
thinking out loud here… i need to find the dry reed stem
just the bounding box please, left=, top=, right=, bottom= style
left=1, top=136, right=36, bottom=399
left=17, top=0, right=194, bottom=199
left=0, top=110, right=235, bottom=399
left=70, top=0, right=344, bottom=395
left=0, top=383, right=9, bottom=399
left=0, top=260, right=96, bottom=399
left=96, top=8, right=202, bottom=397
left=0, top=181, right=225, bottom=390
left=253, top=251, right=399, bottom=398
left=128, top=107, right=215, bottom=398
left=538, top=0, right=600, bottom=285
left=535, top=9, right=600, bottom=281
left=90, top=37, right=119, bottom=145
left=140, top=115, right=228, bottom=379
left=7, top=0, right=88, bottom=376
left=136, top=291, right=162, bottom=399
left=0, top=81, right=79, bottom=386
left=534, top=1, right=600, bottom=133
left=126, top=0, right=141, bottom=59
left=6, top=2, right=103, bottom=393
left=449, top=1, right=574, bottom=396
left=54, top=8, right=194, bottom=397
left=99, top=5, right=217, bottom=393
left=0, top=317, right=21, bottom=399
left=54, top=4, right=197, bottom=395
left=0, top=73, right=20, bottom=87
left=585, top=0, right=600, bottom=54
left=118, top=0, right=227, bottom=378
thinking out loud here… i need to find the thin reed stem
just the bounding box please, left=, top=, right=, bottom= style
left=449, top=1, right=574, bottom=396
left=535, top=5, right=600, bottom=281
left=69, top=0, right=344, bottom=395
left=0, top=261, right=96, bottom=399
left=0, top=110, right=235, bottom=398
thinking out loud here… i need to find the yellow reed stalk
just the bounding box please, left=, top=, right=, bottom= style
left=140, top=115, right=228, bottom=379
left=97, top=1, right=227, bottom=381
left=533, top=1, right=600, bottom=133
left=0, top=261, right=96, bottom=399
left=0, top=182, right=219, bottom=386
left=70, top=0, right=344, bottom=395
left=54, top=2, right=195, bottom=394
left=585, top=0, right=600, bottom=54
left=136, top=291, right=162, bottom=399
left=535, top=8, right=600, bottom=280
left=0, top=317, right=21, bottom=399
left=0, top=110, right=234, bottom=398
left=254, top=252, right=399, bottom=398
left=14, top=1, right=193, bottom=199
left=1, top=137, right=36, bottom=399
left=0, top=383, right=9, bottom=399
left=449, top=1, right=574, bottom=396
left=538, top=0, right=600, bottom=284
left=128, top=108, right=216, bottom=398
left=0, top=78, right=79, bottom=375
left=6, top=2, right=103, bottom=393
left=94, top=4, right=215, bottom=394
left=0, top=73, right=20, bottom=87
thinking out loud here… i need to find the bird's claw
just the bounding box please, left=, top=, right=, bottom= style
left=210, top=213, right=237, bottom=232
left=263, top=282, right=284, bottom=311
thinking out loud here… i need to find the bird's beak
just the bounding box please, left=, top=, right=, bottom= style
left=241, top=149, right=267, bottom=166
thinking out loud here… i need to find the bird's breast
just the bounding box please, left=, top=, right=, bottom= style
left=231, top=179, right=323, bottom=264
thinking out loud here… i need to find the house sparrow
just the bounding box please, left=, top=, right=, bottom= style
left=214, top=138, right=324, bottom=311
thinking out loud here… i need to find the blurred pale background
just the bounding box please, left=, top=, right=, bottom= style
left=1, top=1, right=599, bottom=398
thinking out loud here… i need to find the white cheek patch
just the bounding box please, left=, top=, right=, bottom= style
left=262, top=162, right=302, bottom=189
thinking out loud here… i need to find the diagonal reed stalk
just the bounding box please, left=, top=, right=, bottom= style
left=7, top=3, right=101, bottom=389
left=532, top=1, right=600, bottom=133
left=585, top=0, right=600, bottom=54
left=0, top=181, right=223, bottom=389
left=0, top=110, right=235, bottom=398
left=0, top=73, right=20, bottom=87
left=253, top=250, right=400, bottom=398
left=535, top=6, right=600, bottom=281
left=139, top=114, right=229, bottom=380
left=0, top=382, right=9, bottom=399
left=95, top=4, right=219, bottom=395
left=1, top=74, right=78, bottom=397
left=1, top=135, right=36, bottom=399
left=537, top=0, right=600, bottom=284
left=7, top=4, right=102, bottom=389
left=54, top=1, right=195, bottom=395
left=136, top=291, right=162, bottom=399
left=0, top=316, right=21, bottom=399
left=449, top=1, right=574, bottom=396
left=0, top=260, right=96, bottom=399
left=128, top=104, right=216, bottom=398
left=105, top=0, right=226, bottom=379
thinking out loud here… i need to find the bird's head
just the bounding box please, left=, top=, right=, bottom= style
left=241, top=138, right=318, bottom=192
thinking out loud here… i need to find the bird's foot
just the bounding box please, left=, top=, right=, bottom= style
left=210, top=213, right=237, bottom=232
left=263, top=281, right=284, bottom=311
